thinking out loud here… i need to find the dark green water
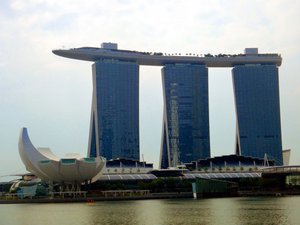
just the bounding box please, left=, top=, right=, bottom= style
left=1, top=197, right=300, bottom=225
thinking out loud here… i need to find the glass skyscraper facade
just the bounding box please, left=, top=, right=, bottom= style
left=88, top=60, right=140, bottom=161
left=160, top=64, right=210, bottom=168
left=232, top=64, right=283, bottom=165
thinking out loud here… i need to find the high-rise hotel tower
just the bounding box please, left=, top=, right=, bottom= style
left=233, top=64, right=283, bottom=164
left=160, top=64, right=210, bottom=168
left=88, top=59, right=140, bottom=160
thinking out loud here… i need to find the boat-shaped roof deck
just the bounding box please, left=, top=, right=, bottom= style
left=52, top=45, right=282, bottom=67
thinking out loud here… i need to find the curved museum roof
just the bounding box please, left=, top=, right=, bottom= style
left=52, top=44, right=282, bottom=67
left=18, top=128, right=106, bottom=183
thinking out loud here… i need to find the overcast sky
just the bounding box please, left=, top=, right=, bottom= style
left=1, top=0, right=300, bottom=181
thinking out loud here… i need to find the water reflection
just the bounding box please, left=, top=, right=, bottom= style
left=153, top=199, right=213, bottom=225
left=0, top=197, right=299, bottom=225
left=236, top=197, right=290, bottom=225
left=86, top=201, right=140, bottom=225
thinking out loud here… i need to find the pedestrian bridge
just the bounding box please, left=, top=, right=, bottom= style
left=261, top=166, right=300, bottom=175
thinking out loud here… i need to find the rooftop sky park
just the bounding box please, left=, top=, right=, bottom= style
left=52, top=43, right=282, bottom=67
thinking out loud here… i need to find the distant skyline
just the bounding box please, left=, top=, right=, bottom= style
left=1, top=0, right=300, bottom=181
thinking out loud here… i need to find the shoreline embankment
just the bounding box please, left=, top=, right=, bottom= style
left=1, top=191, right=300, bottom=204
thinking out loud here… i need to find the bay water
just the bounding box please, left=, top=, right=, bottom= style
left=1, top=196, right=300, bottom=225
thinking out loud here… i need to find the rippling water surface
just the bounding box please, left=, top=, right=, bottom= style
left=1, top=196, right=300, bottom=225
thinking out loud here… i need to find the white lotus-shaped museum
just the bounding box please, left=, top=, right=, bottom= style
left=18, top=128, right=106, bottom=183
